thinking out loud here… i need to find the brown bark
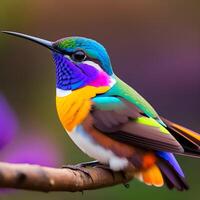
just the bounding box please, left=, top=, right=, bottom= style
left=0, top=162, right=133, bottom=192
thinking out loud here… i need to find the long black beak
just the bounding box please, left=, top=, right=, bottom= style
left=2, top=31, right=60, bottom=53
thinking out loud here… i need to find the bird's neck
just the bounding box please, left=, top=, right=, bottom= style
left=53, top=52, right=113, bottom=91
left=56, top=85, right=110, bottom=132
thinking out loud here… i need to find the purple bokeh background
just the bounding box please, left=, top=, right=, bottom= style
left=0, top=93, right=63, bottom=167
left=0, top=94, right=18, bottom=149
left=1, top=130, right=62, bottom=167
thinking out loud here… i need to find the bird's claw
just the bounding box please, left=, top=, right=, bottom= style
left=62, top=164, right=93, bottom=182
left=92, top=164, right=115, bottom=180
left=62, top=161, right=129, bottom=188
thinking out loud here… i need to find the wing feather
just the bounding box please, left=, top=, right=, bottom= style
left=91, top=96, right=183, bottom=153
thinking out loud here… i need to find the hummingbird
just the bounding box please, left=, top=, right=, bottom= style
left=2, top=31, right=200, bottom=191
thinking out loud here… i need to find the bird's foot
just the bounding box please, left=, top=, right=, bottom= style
left=92, top=165, right=130, bottom=188
left=62, top=161, right=115, bottom=182
left=78, top=161, right=116, bottom=180
left=62, top=164, right=93, bottom=181
left=92, top=163, right=115, bottom=179
left=62, top=161, right=130, bottom=188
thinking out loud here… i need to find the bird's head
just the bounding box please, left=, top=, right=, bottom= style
left=2, top=31, right=115, bottom=95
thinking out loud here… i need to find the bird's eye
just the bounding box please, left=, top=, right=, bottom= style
left=71, top=50, right=86, bottom=62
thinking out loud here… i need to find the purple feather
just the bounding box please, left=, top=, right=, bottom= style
left=157, top=151, right=184, bottom=177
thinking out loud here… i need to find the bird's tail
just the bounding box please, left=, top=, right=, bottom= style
left=156, top=152, right=189, bottom=191
left=134, top=117, right=199, bottom=191
left=135, top=152, right=189, bottom=191
left=160, top=117, right=200, bottom=158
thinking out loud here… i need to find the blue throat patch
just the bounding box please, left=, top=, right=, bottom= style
left=52, top=52, right=99, bottom=90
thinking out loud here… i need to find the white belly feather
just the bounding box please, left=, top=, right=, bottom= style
left=68, top=125, right=129, bottom=171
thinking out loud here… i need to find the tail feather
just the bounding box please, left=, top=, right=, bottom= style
left=163, top=174, right=174, bottom=190
left=157, top=151, right=189, bottom=191
left=160, top=117, right=200, bottom=158
left=135, top=116, right=198, bottom=191
left=135, top=160, right=188, bottom=191
left=135, top=164, right=164, bottom=187
left=135, top=151, right=189, bottom=191
left=142, top=164, right=164, bottom=187
left=157, top=160, right=189, bottom=191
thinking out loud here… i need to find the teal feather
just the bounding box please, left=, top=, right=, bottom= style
left=92, top=96, right=126, bottom=110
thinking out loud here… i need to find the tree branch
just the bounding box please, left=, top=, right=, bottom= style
left=0, top=162, right=133, bottom=192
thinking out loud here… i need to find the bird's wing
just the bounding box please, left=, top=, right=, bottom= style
left=91, top=96, right=184, bottom=153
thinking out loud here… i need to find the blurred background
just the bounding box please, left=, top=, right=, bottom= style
left=0, top=0, right=200, bottom=199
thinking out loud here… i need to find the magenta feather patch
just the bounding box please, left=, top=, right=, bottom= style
left=89, top=71, right=111, bottom=87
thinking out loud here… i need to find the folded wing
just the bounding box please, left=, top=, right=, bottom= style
left=91, top=96, right=183, bottom=153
